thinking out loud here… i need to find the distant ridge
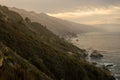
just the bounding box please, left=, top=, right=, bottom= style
left=10, top=7, right=99, bottom=38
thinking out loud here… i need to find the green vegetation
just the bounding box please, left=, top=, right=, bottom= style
left=0, top=5, right=115, bottom=80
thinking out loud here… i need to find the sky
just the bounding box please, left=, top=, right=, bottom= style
left=0, top=0, right=120, bottom=25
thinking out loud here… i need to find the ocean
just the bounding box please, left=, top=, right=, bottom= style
left=71, top=32, right=120, bottom=80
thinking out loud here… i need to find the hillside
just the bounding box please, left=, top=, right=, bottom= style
left=10, top=7, right=99, bottom=38
left=0, top=5, right=115, bottom=80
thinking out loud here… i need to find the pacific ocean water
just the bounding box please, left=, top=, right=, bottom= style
left=71, top=32, right=120, bottom=80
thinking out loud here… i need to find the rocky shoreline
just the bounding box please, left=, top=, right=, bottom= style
left=69, top=33, right=120, bottom=80
left=84, top=49, right=117, bottom=80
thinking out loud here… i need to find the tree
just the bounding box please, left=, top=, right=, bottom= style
left=25, top=17, right=31, bottom=23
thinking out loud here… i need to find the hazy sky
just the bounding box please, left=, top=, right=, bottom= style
left=1, top=0, right=120, bottom=25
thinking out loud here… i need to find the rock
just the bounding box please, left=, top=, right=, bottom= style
left=103, top=63, right=115, bottom=69
left=90, top=50, right=103, bottom=58
left=92, top=61, right=97, bottom=65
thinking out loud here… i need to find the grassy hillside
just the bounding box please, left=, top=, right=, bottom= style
left=0, top=5, right=115, bottom=80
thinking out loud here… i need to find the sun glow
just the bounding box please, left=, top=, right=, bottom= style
left=48, top=7, right=116, bottom=19
left=48, top=6, right=120, bottom=24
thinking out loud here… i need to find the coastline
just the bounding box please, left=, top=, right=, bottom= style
left=68, top=35, right=118, bottom=80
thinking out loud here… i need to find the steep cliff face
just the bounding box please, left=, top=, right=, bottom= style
left=0, top=5, right=115, bottom=80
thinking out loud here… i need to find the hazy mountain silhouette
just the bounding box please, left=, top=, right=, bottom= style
left=10, top=7, right=99, bottom=38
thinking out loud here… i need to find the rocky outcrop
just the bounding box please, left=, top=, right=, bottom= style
left=90, top=50, right=103, bottom=58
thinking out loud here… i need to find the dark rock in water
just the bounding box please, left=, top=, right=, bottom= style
left=116, top=75, right=120, bottom=80
left=90, top=50, right=103, bottom=58
left=81, top=49, right=89, bottom=58
left=103, top=63, right=114, bottom=69
left=92, top=61, right=97, bottom=65
left=106, top=64, right=114, bottom=68
left=110, top=76, right=116, bottom=80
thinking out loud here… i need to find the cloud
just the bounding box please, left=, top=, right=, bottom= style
left=48, top=6, right=120, bottom=24
left=1, top=0, right=120, bottom=25
left=1, top=0, right=120, bottom=13
left=116, top=18, right=120, bottom=21
left=48, top=8, right=112, bottom=18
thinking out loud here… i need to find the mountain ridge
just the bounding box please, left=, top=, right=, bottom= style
left=10, top=7, right=99, bottom=38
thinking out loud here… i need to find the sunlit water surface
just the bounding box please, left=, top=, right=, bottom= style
left=71, top=32, right=120, bottom=80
